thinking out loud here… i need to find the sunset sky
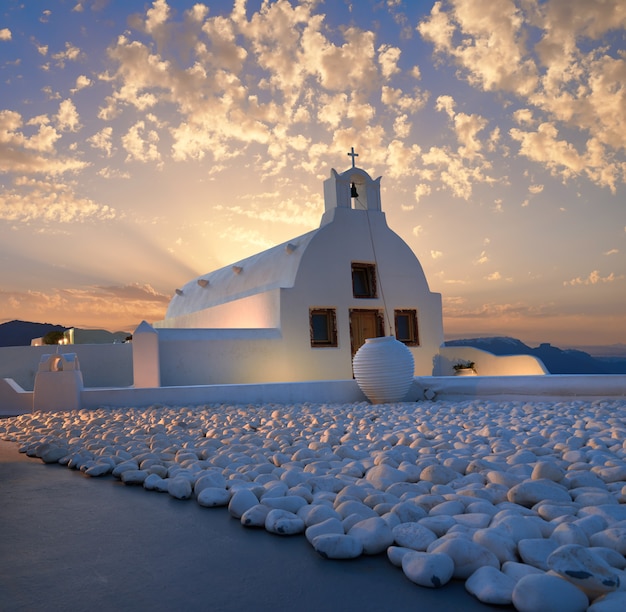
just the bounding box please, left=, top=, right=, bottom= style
left=1, top=0, right=625, bottom=348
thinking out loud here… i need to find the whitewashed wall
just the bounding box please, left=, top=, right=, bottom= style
left=435, top=346, right=548, bottom=376
left=0, top=344, right=132, bottom=391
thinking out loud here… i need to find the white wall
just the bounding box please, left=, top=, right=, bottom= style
left=282, top=206, right=444, bottom=378
left=3, top=373, right=624, bottom=417
left=157, top=328, right=293, bottom=385
left=0, top=344, right=132, bottom=390
left=155, top=290, right=281, bottom=330
left=435, top=346, right=549, bottom=376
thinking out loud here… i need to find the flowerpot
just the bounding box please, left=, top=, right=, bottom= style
left=455, top=368, right=476, bottom=376
left=352, top=336, right=414, bottom=404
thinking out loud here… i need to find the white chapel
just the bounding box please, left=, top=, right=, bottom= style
left=152, top=153, right=445, bottom=385
left=0, top=153, right=556, bottom=416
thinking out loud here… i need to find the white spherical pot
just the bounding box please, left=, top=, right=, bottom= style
left=352, top=336, right=415, bottom=404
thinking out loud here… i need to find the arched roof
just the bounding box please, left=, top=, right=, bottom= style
left=165, top=228, right=318, bottom=319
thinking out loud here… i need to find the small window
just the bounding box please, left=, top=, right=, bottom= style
left=310, top=308, right=338, bottom=347
left=352, top=263, right=377, bottom=298
left=395, top=309, right=419, bottom=346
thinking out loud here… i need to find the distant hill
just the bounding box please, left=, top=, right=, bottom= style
left=445, top=336, right=626, bottom=374
left=0, top=320, right=68, bottom=347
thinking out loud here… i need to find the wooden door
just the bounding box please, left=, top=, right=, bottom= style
left=350, top=309, right=383, bottom=357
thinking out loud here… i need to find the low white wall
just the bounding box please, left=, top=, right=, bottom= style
left=1, top=374, right=624, bottom=417
left=435, top=346, right=548, bottom=376
left=0, top=378, right=32, bottom=415
left=0, top=344, right=132, bottom=391
left=414, top=375, right=626, bottom=400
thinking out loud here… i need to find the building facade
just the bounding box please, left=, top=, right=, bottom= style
left=152, top=162, right=444, bottom=384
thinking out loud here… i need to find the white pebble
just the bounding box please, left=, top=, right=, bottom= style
left=590, top=528, right=626, bottom=555
left=312, top=534, right=363, bottom=559
left=401, top=551, right=454, bottom=588
left=465, top=566, right=516, bottom=605
left=428, top=537, right=499, bottom=579
left=501, top=561, right=543, bottom=582
left=508, top=479, right=571, bottom=507
left=228, top=489, right=259, bottom=519
left=196, top=487, right=230, bottom=508
left=547, top=544, right=620, bottom=597
left=348, top=516, right=394, bottom=555
left=386, top=545, right=411, bottom=567
left=265, top=509, right=304, bottom=535
left=167, top=476, right=193, bottom=500
left=511, top=573, right=589, bottom=612
left=392, top=522, right=437, bottom=551
left=240, top=504, right=270, bottom=527
left=262, top=495, right=308, bottom=514
left=588, top=591, right=626, bottom=612
left=84, top=462, right=112, bottom=477
left=518, top=538, right=559, bottom=570
left=473, top=528, right=517, bottom=564
left=143, top=473, right=165, bottom=491
left=305, top=517, right=344, bottom=544
left=121, top=469, right=148, bottom=485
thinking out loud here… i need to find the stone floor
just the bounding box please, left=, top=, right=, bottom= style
left=0, top=440, right=502, bottom=612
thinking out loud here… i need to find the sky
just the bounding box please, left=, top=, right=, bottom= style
left=0, top=0, right=625, bottom=348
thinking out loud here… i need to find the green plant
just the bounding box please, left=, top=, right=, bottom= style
left=453, top=360, right=475, bottom=371
left=42, top=330, right=66, bottom=345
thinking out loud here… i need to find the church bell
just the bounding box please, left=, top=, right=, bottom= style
left=350, top=182, right=359, bottom=198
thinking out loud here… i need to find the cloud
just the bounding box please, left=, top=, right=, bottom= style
left=94, top=283, right=170, bottom=303
left=528, top=184, right=544, bottom=194
left=378, top=44, right=401, bottom=79
left=443, top=299, right=557, bottom=320
left=604, top=248, right=619, bottom=256
left=385, top=139, right=421, bottom=178
left=431, top=250, right=443, bottom=259
left=510, top=123, right=586, bottom=181
left=0, top=283, right=169, bottom=331
left=564, top=270, right=624, bottom=286
left=381, top=85, right=428, bottom=112
left=145, top=0, right=170, bottom=35
left=414, top=183, right=431, bottom=203
left=0, top=110, right=88, bottom=175
left=415, top=94, right=498, bottom=198
left=474, top=251, right=488, bottom=265
left=73, top=75, right=92, bottom=91
left=0, top=28, right=11, bottom=41
left=0, top=176, right=115, bottom=223
left=122, top=120, right=161, bottom=163
left=486, top=271, right=502, bottom=281
left=418, top=0, right=538, bottom=96
left=420, top=143, right=496, bottom=199
left=87, top=127, right=113, bottom=157
left=52, top=42, right=82, bottom=66
left=217, top=189, right=321, bottom=230
left=96, top=0, right=422, bottom=182
left=56, top=99, right=81, bottom=132
left=513, top=108, right=534, bottom=125
left=419, top=0, right=626, bottom=191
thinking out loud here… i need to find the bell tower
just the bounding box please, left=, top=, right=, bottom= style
left=322, top=148, right=382, bottom=219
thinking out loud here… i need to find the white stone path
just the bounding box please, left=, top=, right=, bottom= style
left=2, top=399, right=626, bottom=612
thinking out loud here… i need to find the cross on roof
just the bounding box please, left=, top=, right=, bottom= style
left=347, top=147, right=359, bottom=168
